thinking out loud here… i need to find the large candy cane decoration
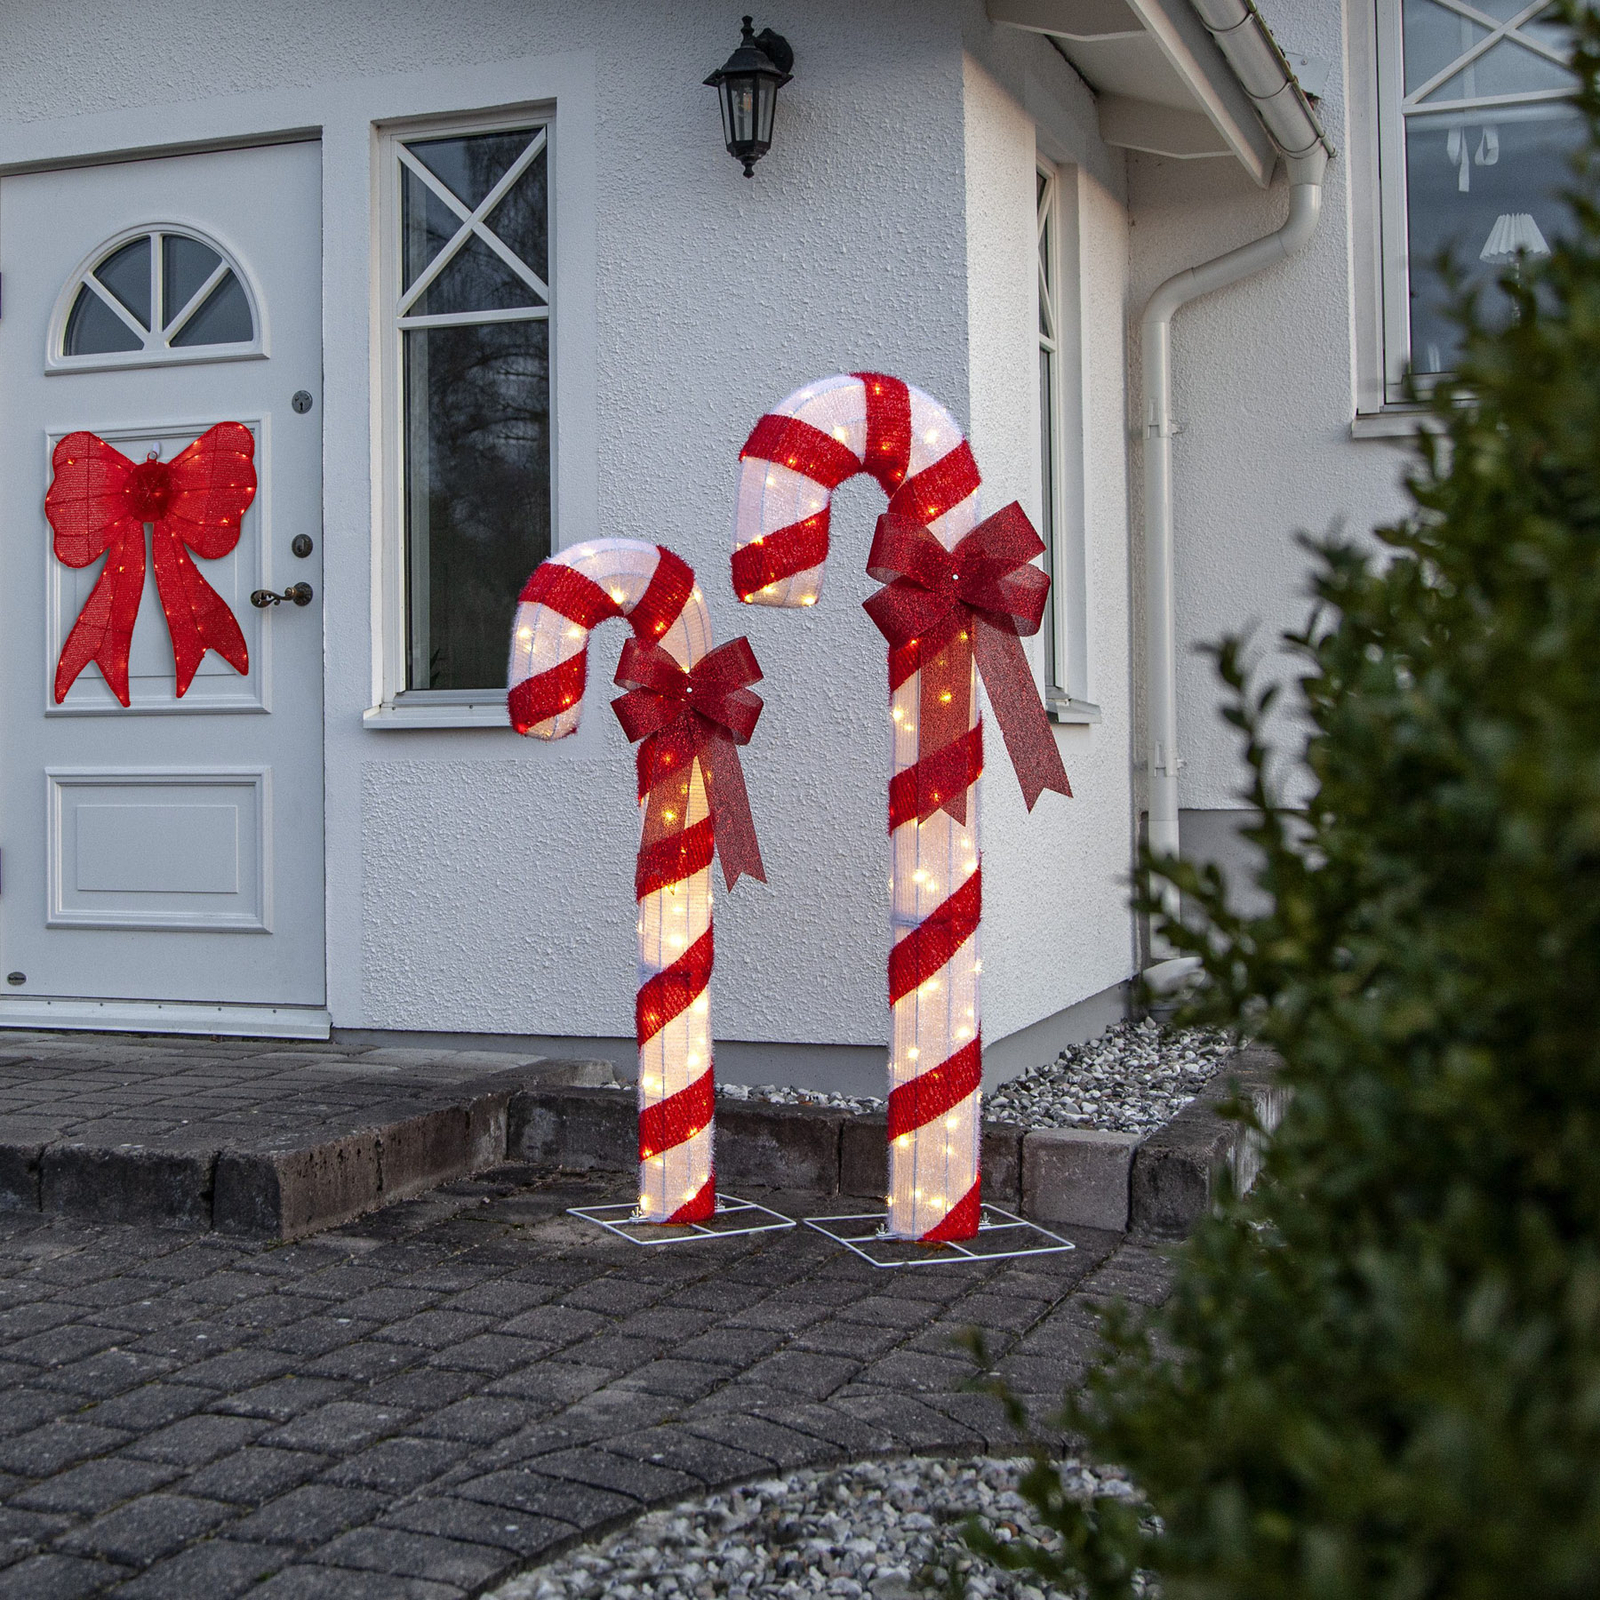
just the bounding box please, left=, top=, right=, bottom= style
left=732, top=373, right=1070, bottom=1242
left=509, top=538, right=764, bottom=1224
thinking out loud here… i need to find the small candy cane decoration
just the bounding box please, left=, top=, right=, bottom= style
left=732, top=374, right=1069, bottom=1242
left=509, top=538, right=765, bottom=1224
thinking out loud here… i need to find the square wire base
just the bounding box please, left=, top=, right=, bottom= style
left=567, top=1192, right=796, bottom=1247
left=803, top=1204, right=1077, bottom=1269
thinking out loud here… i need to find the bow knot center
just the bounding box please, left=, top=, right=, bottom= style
left=126, top=460, right=173, bottom=523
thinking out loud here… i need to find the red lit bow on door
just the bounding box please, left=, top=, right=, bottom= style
left=46, top=422, right=257, bottom=706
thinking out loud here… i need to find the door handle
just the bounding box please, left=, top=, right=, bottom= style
left=250, top=583, right=314, bottom=608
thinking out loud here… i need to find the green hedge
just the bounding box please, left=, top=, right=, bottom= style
left=974, top=9, right=1600, bottom=1597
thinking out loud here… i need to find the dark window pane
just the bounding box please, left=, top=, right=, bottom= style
left=414, top=233, right=541, bottom=318
left=64, top=285, right=142, bottom=355
left=407, top=129, right=536, bottom=207
left=485, top=145, right=548, bottom=285
left=401, top=165, right=466, bottom=295
left=94, top=237, right=151, bottom=329
left=404, top=320, right=551, bottom=690
left=170, top=271, right=254, bottom=347
left=1404, top=106, right=1582, bottom=374
left=162, top=234, right=223, bottom=328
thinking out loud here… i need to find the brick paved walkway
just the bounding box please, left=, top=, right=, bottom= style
left=0, top=1161, right=1172, bottom=1599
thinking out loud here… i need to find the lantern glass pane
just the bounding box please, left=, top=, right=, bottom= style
left=726, top=76, right=758, bottom=145
left=755, top=75, right=779, bottom=145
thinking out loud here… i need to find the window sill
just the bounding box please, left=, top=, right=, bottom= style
left=363, top=698, right=510, bottom=730
left=1047, top=694, right=1101, bottom=725
left=1350, top=407, right=1446, bottom=440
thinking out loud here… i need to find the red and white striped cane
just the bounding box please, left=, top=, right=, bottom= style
left=509, top=538, right=764, bottom=1225
left=731, top=374, right=1070, bottom=1242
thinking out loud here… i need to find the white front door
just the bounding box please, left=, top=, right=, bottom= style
left=0, top=142, right=326, bottom=1029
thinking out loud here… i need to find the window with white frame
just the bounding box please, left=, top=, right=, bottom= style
left=387, top=118, right=551, bottom=694
left=1377, top=0, right=1580, bottom=396
left=1037, top=166, right=1062, bottom=687
left=1035, top=161, right=1093, bottom=715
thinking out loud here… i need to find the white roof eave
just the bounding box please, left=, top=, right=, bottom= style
left=989, top=0, right=1279, bottom=186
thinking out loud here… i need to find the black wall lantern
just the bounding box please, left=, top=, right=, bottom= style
left=705, top=16, right=794, bottom=177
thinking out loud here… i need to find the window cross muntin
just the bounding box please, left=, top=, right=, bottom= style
left=396, top=129, right=549, bottom=320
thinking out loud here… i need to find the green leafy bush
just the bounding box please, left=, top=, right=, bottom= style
left=973, top=10, right=1600, bottom=1596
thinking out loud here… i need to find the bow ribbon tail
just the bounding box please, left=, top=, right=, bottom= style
left=915, top=618, right=977, bottom=825
left=55, top=521, right=147, bottom=707
left=698, top=729, right=766, bottom=891
left=972, top=616, right=1072, bottom=809
left=152, top=521, right=249, bottom=698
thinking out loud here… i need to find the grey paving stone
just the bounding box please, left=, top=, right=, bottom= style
left=790, top=1318, right=907, bottom=1360
left=5, top=1324, right=126, bottom=1371
left=258, top=1401, right=409, bottom=1454
left=521, top=1446, right=699, bottom=1504
left=370, top=1310, right=494, bottom=1351
left=377, top=1497, right=573, bottom=1559
left=496, top=1304, right=609, bottom=1344
left=313, top=1526, right=509, bottom=1588
left=411, top=1397, right=541, bottom=1444
left=183, top=1447, right=332, bottom=1506
left=228, top=1485, right=388, bottom=1550
left=0, top=1552, right=126, bottom=1599
left=0, top=1505, right=73, bottom=1563
left=0, top=1422, right=132, bottom=1477
left=439, top=1280, right=553, bottom=1318
left=599, top=1427, right=770, bottom=1487
left=854, top=1347, right=974, bottom=1393
left=322, top=1437, right=471, bottom=1494
left=12, top=1456, right=181, bottom=1513
left=361, top=1368, right=480, bottom=1412
left=294, top=1339, right=427, bottom=1384
left=253, top=1566, right=463, bottom=1598
left=57, top=1493, right=235, bottom=1566
left=35, top=1348, right=178, bottom=1401
left=455, top=1467, right=636, bottom=1528
left=611, top=1358, right=726, bottom=1401
left=427, top=1334, right=549, bottom=1376
left=259, top=1318, right=380, bottom=1359
left=669, top=1325, right=787, bottom=1366
left=79, top=1383, right=207, bottom=1433
left=482, top=1362, right=612, bottom=1406
left=108, top=1537, right=295, bottom=1598
left=740, top=1349, right=860, bottom=1398
left=0, top=1389, right=72, bottom=1437
left=212, top=1377, right=352, bottom=1422
left=124, top=1413, right=269, bottom=1467
left=166, top=1349, right=293, bottom=1392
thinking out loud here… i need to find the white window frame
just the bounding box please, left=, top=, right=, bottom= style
left=371, top=104, right=555, bottom=721
left=47, top=222, right=266, bottom=375
left=1034, top=158, right=1098, bottom=722
left=1353, top=0, right=1578, bottom=422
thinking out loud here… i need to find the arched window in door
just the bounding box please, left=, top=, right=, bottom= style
left=49, top=226, right=263, bottom=371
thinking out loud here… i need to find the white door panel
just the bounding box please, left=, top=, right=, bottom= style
left=0, top=142, right=324, bottom=1011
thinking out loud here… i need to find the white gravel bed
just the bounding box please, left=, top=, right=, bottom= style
left=487, top=1454, right=1147, bottom=1600
left=716, top=1021, right=1233, bottom=1136
left=986, top=1020, right=1233, bottom=1134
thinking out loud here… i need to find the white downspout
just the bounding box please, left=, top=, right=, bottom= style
left=1141, top=0, right=1332, bottom=977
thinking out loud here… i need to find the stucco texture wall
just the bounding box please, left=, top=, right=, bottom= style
left=1125, top=0, right=1415, bottom=814
left=958, top=24, right=1138, bottom=1044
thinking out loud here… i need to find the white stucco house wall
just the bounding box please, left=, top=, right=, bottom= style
left=0, top=0, right=1567, bottom=1090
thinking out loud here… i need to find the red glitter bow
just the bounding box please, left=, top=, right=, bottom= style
left=863, top=501, right=1072, bottom=823
left=46, top=423, right=256, bottom=706
left=612, top=636, right=767, bottom=891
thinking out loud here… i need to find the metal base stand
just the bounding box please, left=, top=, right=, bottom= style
left=803, top=1204, right=1076, bottom=1269
left=567, top=1191, right=796, bottom=1247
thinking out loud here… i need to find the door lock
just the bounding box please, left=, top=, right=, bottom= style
left=251, top=583, right=314, bottom=609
